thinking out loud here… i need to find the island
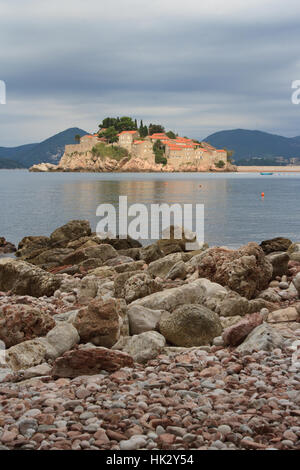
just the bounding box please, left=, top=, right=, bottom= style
left=29, top=117, right=236, bottom=173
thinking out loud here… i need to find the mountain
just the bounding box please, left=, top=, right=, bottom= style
left=0, top=127, right=88, bottom=168
left=203, top=129, right=300, bottom=163
left=0, top=158, right=25, bottom=169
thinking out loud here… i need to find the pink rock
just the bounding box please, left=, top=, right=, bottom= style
left=222, top=312, right=263, bottom=346
left=51, top=347, right=134, bottom=378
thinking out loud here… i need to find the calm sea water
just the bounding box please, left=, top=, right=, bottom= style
left=0, top=170, right=299, bottom=249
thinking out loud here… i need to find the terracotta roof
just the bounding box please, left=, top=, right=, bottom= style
left=133, top=140, right=144, bottom=144
left=119, top=130, right=138, bottom=135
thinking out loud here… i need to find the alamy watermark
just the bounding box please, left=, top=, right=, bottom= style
left=96, top=196, right=204, bottom=251
left=0, top=80, right=6, bottom=104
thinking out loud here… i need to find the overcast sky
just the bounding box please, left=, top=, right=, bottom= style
left=1, top=0, right=300, bottom=146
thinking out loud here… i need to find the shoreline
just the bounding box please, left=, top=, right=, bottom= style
left=237, top=165, right=300, bottom=172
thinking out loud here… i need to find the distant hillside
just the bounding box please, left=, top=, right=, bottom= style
left=0, top=158, right=25, bottom=169
left=203, top=129, right=300, bottom=164
left=0, top=127, right=88, bottom=168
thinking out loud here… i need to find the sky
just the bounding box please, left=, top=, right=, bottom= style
left=1, top=0, right=300, bottom=146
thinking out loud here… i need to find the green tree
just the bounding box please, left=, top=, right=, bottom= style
left=102, top=126, right=119, bottom=143
left=149, top=124, right=165, bottom=135
left=153, top=139, right=167, bottom=165
left=166, top=131, right=176, bottom=139
left=75, top=134, right=81, bottom=144
left=215, top=160, right=225, bottom=168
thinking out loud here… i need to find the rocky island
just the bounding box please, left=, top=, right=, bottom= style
left=30, top=117, right=236, bottom=173
left=0, top=221, right=299, bottom=450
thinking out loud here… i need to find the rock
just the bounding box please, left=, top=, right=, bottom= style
left=0, top=259, right=63, bottom=297
left=29, top=162, right=57, bottom=172
left=118, top=248, right=141, bottom=260
left=124, top=273, right=162, bottom=303
left=105, top=255, right=134, bottom=267
left=0, top=237, right=16, bottom=254
left=51, top=348, right=134, bottom=378
left=50, top=220, right=91, bottom=247
left=236, top=324, right=284, bottom=354
left=147, top=252, right=184, bottom=278
left=74, top=298, right=127, bottom=347
left=120, top=436, right=147, bottom=450
left=189, top=243, right=273, bottom=299
left=0, top=304, right=55, bottom=348
left=22, top=363, right=52, bottom=379
left=159, top=304, right=222, bottom=347
left=140, top=244, right=163, bottom=264
left=88, top=266, right=117, bottom=279
left=165, top=261, right=187, bottom=280
left=288, top=242, right=300, bottom=261
left=222, top=313, right=263, bottom=346
left=63, top=244, right=117, bottom=266
left=220, top=315, right=243, bottom=329
left=102, top=235, right=142, bottom=251
left=257, top=288, right=281, bottom=303
left=16, top=236, right=50, bottom=260
left=267, top=307, right=300, bottom=323
left=45, top=322, right=80, bottom=357
left=114, top=270, right=142, bottom=298
left=266, top=252, right=290, bottom=278
left=114, top=260, right=145, bottom=274
left=29, top=248, right=73, bottom=268
left=116, top=331, right=166, bottom=363
left=260, top=237, right=292, bottom=254
left=127, top=305, right=164, bottom=334
left=132, top=278, right=227, bottom=313
left=292, top=272, right=300, bottom=295
left=6, top=339, right=48, bottom=371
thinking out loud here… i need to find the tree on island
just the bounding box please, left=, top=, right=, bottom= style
left=215, top=160, right=225, bottom=168
left=75, top=134, right=81, bottom=144
left=149, top=123, right=165, bottom=135
left=153, top=139, right=167, bottom=165
left=166, top=130, right=176, bottom=139
left=101, top=126, right=119, bottom=143
left=98, top=116, right=137, bottom=133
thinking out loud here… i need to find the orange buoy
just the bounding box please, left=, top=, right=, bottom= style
left=261, top=192, right=265, bottom=198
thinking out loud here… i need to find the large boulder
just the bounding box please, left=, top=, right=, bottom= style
left=0, top=259, right=63, bottom=297
left=50, top=220, right=91, bottom=247
left=115, top=331, right=166, bottom=363
left=127, top=305, right=165, bottom=334
left=45, top=322, right=80, bottom=357
left=266, top=252, right=290, bottom=278
left=222, top=313, right=263, bottom=346
left=159, top=304, right=222, bottom=347
left=189, top=243, right=273, bottom=299
left=0, top=237, right=16, bottom=254
left=132, top=278, right=227, bottom=313
left=51, top=348, right=134, bottom=378
left=6, top=339, right=48, bottom=371
left=140, top=244, right=163, bottom=264
left=267, top=307, right=300, bottom=323
left=260, top=237, right=292, bottom=254
left=6, top=323, right=80, bottom=371
left=62, top=244, right=117, bottom=266
left=0, top=304, right=55, bottom=348
left=147, top=253, right=184, bottom=278
left=236, top=324, right=284, bottom=354
left=287, top=243, right=300, bottom=261
left=74, top=298, right=128, bottom=347
left=123, top=273, right=162, bottom=303
left=16, top=236, right=50, bottom=260
left=29, top=248, right=73, bottom=268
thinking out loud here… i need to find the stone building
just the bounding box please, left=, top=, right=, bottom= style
left=118, top=130, right=140, bottom=151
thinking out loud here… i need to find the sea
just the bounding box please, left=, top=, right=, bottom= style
left=0, top=170, right=299, bottom=250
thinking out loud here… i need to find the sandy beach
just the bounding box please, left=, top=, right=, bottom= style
left=238, top=166, right=300, bottom=172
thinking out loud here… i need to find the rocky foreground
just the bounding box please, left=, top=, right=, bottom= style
left=0, top=221, right=299, bottom=450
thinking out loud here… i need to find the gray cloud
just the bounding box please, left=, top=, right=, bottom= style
left=1, top=0, right=300, bottom=145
